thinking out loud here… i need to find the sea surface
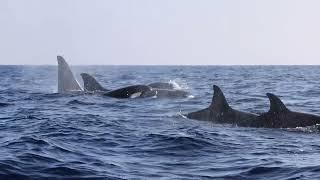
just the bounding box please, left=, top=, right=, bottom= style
left=1, top=65, right=320, bottom=179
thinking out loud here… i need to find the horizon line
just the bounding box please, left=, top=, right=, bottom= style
left=1, top=64, right=320, bottom=66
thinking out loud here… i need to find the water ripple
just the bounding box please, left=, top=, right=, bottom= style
left=1, top=66, right=320, bottom=179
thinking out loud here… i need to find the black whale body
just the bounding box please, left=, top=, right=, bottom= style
left=104, top=85, right=153, bottom=98
left=80, top=73, right=189, bottom=98
left=252, top=93, right=320, bottom=128
left=186, top=85, right=258, bottom=126
left=187, top=85, right=320, bottom=128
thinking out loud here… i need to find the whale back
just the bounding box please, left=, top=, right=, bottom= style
left=210, top=85, right=231, bottom=113
left=187, top=85, right=232, bottom=121
left=80, top=73, right=109, bottom=92
left=187, top=85, right=257, bottom=125
left=104, top=85, right=152, bottom=98
left=57, top=56, right=82, bottom=93
left=255, top=93, right=320, bottom=128
left=266, top=93, right=289, bottom=113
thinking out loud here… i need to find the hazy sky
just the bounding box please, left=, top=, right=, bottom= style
left=1, top=0, right=320, bottom=65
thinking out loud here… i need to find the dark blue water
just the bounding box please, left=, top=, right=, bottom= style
left=1, top=65, right=320, bottom=179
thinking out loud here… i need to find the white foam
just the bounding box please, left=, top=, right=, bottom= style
left=168, top=79, right=189, bottom=90
left=178, top=110, right=188, bottom=119
left=187, top=95, right=195, bottom=99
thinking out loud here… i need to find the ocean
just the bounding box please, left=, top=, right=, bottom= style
left=1, top=65, right=320, bottom=179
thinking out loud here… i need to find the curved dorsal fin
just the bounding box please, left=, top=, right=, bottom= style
left=80, top=73, right=109, bottom=92
left=57, top=56, right=83, bottom=93
left=210, top=85, right=231, bottom=112
left=266, top=93, right=289, bottom=113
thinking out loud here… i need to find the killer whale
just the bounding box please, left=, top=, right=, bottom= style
left=80, top=73, right=150, bottom=98
left=56, top=59, right=158, bottom=98
left=80, top=73, right=109, bottom=92
left=252, top=93, right=320, bottom=128
left=80, top=73, right=151, bottom=98
left=80, top=73, right=189, bottom=98
left=57, top=57, right=188, bottom=98
left=57, top=56, right=83, bottom=93
left=104, top=85, right=153, bottom=98
left=187, top=85, right=320, bottom=129
left=186, top=85, right=258, bottom=126
left=104, top=85, right=189, bottom=98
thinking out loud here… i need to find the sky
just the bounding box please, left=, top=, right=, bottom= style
left=1, top=0, right=320, bottom=65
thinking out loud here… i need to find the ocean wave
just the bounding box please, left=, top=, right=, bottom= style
left=0, top=102, right=13, bottom=107
left=2, top=66, right=320, bottom=178
left=136, top=133, right=216, bottom=155
left=67, top=100, right=96, bottom=105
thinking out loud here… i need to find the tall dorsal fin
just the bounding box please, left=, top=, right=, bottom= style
left=80, top=73, right=109, bottom=92
left=266, top=93, right=289, bottom=113
left=57, top=56, right=83, bottom=93
left=210, top=85, right=231, bottom=112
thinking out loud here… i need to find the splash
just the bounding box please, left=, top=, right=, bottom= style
left=285, top=124, right=320, bottom=133
left=187, top=95, right=195, bottom=99
left=178, top=110, right=188, bottom=119
left=168, top=79, right=189, bottom=90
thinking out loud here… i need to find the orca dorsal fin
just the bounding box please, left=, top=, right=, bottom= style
left=266, top=93, right=289, bottom=113
left=80, top=73, right=109, bottom=92
left=210, top=85, right=231, bottom=112
left=57, top=56, right=83, bottom=93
